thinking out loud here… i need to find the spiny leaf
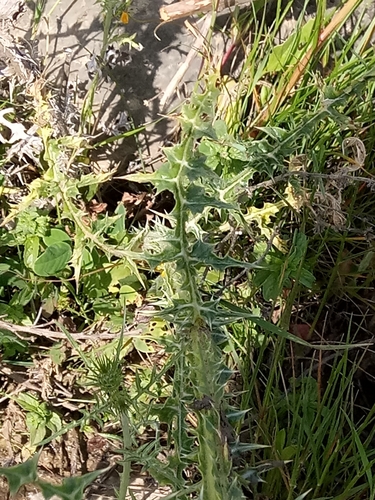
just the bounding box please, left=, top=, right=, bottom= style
left=190, top=241, right=260, bottom=271
left=37, top=468, right=108, bottom=500
left=0, top=454, right=39, bottom=495
left=124, top=144, right=188, bottom=194
left=185, top=185, right=234, bottom=214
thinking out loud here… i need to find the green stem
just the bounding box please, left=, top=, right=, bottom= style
left=118, top=412, right=131, bottom=500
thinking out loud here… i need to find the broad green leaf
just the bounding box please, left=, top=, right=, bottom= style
left=34, top=242, right=72, bottom=276
left=24, top=236, right=39, bottom=269
left=46, top=412, right=62, bottom=434
left=119, top=285, right=139, bottom=306
left=133, top=337, right=154, bottom=353
left=26, top=412, right=46, bottom=447
left=37, top=468, right=108, bottom=500
left=262, top=272, right=283, bottom=301
left=11, top=283, right=35, bottom=307
left=110, top=264, right=132, bottom=286
left=358, top=251, right=374, bottom=272
left=275, top=429, right=286, bottom=452
left=213, top=119, right=228, bottom=138
left=49, top=343, right=66, bottom=365
left=298, top=268, right=315, bottom=288
left=281, top=445, right=297, bottom=460
left=16, top=393, right=42, bottom=413
left=0, top=454, right=39, bottom=494
left=43, top=228, right=71, bottom=246
left=265, top=18, right=315, bottom=73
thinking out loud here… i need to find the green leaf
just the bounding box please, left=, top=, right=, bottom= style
left=119, top=285, right=139, bottom=306
left=43, top=228, right=71, bottom=246
left=26, top=412, right=46, bottom=447
left=46, top=412, right=62, bottom=434
left=185, top=185, right=233, bottom=213
left=34, top=242, right=72, bottom=276
left=16, top=393, right=42, bottom=413
left=0, top=454, right=39, bottom=494
left=24, top=236, right=39, bottom=269
left=265, top=18, right=315, bottom=73
left=190, top=240, right=259, bottom=271
left=37, top=468, right=108, bottom=500
left=262, top=272, right=282, bottom=301
left=358, top=251, right=374, bottom=272
left=49, top=343, right=66, bottom=365
left=213, top=119, right=228, bottom=138
left=298, top=268, right=315, bottom=288
left=133, top=337, right=154, bottom=353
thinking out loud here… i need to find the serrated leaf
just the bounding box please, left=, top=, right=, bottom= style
left=228, top=479, right=246, bottom=499
left=37, top=468, right=108, bottom=500
left=34, top=242, right=72, bottom=276
left=0, top=454, right=39, bottom=494
left=185, top=185, right=233, bottom=213
left=245, top=202, right=281, bottom=229
left=124, top=145, right=185, bottom=194
left=190, top=240, right=258, bottom=271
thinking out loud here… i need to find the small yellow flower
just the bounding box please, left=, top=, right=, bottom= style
left=120, top=11, right=129, bottom=24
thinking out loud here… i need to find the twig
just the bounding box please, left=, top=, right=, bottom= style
left=0, top=319, right=141, bottom=341
left=160, top=14, right=212, bottom=110
left=159, top=0, right=253, bottom=22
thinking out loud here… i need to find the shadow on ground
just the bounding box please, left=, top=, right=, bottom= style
left=17, top=0, right=191, bottom=170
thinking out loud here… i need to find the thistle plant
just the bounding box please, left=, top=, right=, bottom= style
left=124, top=85, right=250, bottom=499
left=123, top=80, right=321, bottom=498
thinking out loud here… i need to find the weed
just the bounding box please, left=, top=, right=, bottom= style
left=1, top=0, right=375, bottom=499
